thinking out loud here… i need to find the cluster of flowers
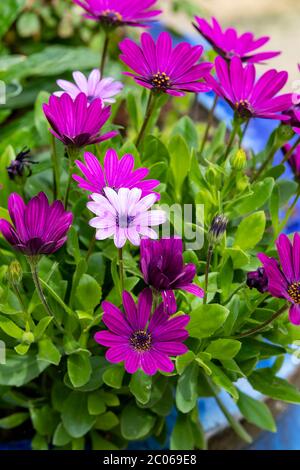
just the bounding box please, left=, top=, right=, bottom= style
left=2, top=0, right=300, bottom=377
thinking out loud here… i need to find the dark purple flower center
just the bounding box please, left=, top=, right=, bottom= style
left=235, top=99, right=254, bottom=118
left=116, top=214, right=135, bottom=228
left=288, top=282, right=300, bottom=304
left=130, top=330, right=152, bottom=351
left=151, top=72, right=171, bottom=90
left=100, top=9, right=122, bottom=24
left=226, top=50, right=237, bottom=59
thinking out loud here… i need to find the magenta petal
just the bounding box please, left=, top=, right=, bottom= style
left=289, top=304, right=300, bottom=325
left=181, top=283, right=204, bottom=298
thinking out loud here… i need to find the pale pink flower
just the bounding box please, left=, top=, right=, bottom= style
left=87, top=187, right=166, bottom=248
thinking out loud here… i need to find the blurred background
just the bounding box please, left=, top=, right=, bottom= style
left=162, top=0, right=300, bottom=90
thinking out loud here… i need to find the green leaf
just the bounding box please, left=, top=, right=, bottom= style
left=16, top=11, right=40, bottom=37
left=224, top=247, right=250, bottom=269
left=172, top=116, right=199, bottom=150
left=75, top=274, right=102, bottom=311
left=29, top=405, right=57, bottom=437
left=234, top=211, right=266, bottom=251
left=121, top=403, right=155, bottom=440
left=237, top=390, right=276, bottom=432
left=0, top=351, right=49, bottom=386
left=0, top=315, right=23, bottom=339
left=53, top=423, right=72, bottom=447
left=235, top=178, right=274, bottom=215
left=0, top=0, right=26, bottom=39
left=62, top=392, right=96, bottom=438
left=209, top=362, right=239, bottom=400
left=188, top=304, right=230, bottom=339
left=88, top=392, right=106, bottom=416
left=95, top=411, right=119, bottom=431
left=249, top=369, right=300, bottom=404
left=67, top=226, right=81, bottom=265
left=67, top=352, right=91, bottom=388
left=169, top=134, right=191, bottom=200
left=176, top=363, right=199, bottom=413
left=129, top=370, right=152, bottom=405
left=206, top=339, right=241, bottom=360
left=170, top=414, right=194, bottom=450
left=33, top=317, right=53, bottom=341
left=0, top=412, right=29, bottom=429
left=176, top=351, right=195, bottom=375
left=38, top=338, right=61, bottom=366
left=102, top=365, right=124, bottom=389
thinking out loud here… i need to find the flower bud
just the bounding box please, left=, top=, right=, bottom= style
left=246, top=267, right=268, bottom=293
left=208, top=214, right=228, bottom=246
left=7, top=260, right=23, bottom=285
left=22, top=331, right=34, bottom=345
left=230, top=149, right=246, bottom=170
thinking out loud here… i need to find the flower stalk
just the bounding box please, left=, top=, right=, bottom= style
left=100, top=32, right=110, bottom=76
left=235, top=304, right=287, bottom=339
left=136, top=92, right=157, bottom=149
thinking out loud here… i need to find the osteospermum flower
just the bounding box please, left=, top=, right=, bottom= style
left=140, top=238, right=204, bottom=314
left=258, top=233, right=300, bottom=325
left=94, top=289, right=189, bottom=375
left=119, top=32, right=213, bottom=97
left=55, top=69, right=123, bottom=105
left=0, top=193, right=72, bottom=256
left=194, top=16, right=280, bottom=64
left=73, top=0, right=161, bottom=28
left=43, top=93, right=117, bottom=148
left=73, top=149, right=160, bottom=198
left=208, top=56, right=292, bottom=121
left=87, top=187, right=166, bottom=248
left=282, top=144, right=300, bottom=180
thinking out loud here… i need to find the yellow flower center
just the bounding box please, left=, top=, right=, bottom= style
left=288, top=282, right=300, bottom=304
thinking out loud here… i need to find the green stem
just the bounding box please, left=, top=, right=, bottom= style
left=277, top=186, right=300, bottom=234
left=199, top=95, right=218, bottom=156
left=100, top=32, right=110, bottom=76
left=252, top=148, right=276, bottom=182
left=118, top=248, right=124, bottom=294
left=203, top=245, right=213, bottom=304
left=223, top=282, right=245, bottom=305
left=29, top=260, right=64, bottom=333
left=279, top=136, right=300, bottom=165
left=204, top=376, right=252, bottom=444
left=234, top=304, right=287, bottom=339
left=64, top=147, right=80, bottom=210
left=136, top=92, right=157, bottom=149
left=50, top=134, right=60, bottom=200
left=86, top=235, right=96, bottom=261
left=223, top=121, right=239, bottom=161
left=240, top=119, right=250, bottom=145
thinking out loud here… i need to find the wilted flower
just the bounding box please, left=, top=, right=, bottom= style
left=55, top=69, right=123, bottom=105
left=7, top=148, right=36, bottom=181
left=208, top=214, right=228, bottom=245
left=282, top=143, right=300, bottom=180
left=94, top=288, right=190, bottom=375
left=73, top=0, right=161, bottom=28
left=119, top=32, right=213, bottom=97
left=73, top=149, right=160, bottom=198
left=246, top=267, right=268, bottom=293
left=0, top=193, right=73, bottom=257
left=258, top=233, right=300, bottom=325
left=140, top=238, right=204, bottom=314
left=194, top=16, right=280, bottom=64
left=87, top=187, right=166, bottom=248
left=208, top=57, right=292, bottom=121
left=43, top=93, right=117, bottom=148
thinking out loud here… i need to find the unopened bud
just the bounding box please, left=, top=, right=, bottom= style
left=230, top=149, right=246, bottom=170
left=7, top=261, right=23, bottom=285
left=208, top=214, right=228, bottom=245
left=21, top=331, right=34, bottom=345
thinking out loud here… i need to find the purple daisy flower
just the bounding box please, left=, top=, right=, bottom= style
left=119, top=32, right=213, bottom=97
left=208, top=56, right=292, bottom=121
left=55, top=69, right=123, bottom=105
left=246, top=267, right=268, bottom=293
left=87, top=187, right=166, bottom=248
left=0, top=192, right=73, bottom=256
left=94, top=288, right=189, bottom=375
left=73, top=149, right=160, bottom=198
left=282, top=144, right=300, bottom=180
left=73, top=0, right=161, bottom=28
left=43, top=93, right=117, bottom=148
left=194, top=16, right=280, bottom=64
left=258, top=233, right=300, bottom=325
left=140, top=238, right=204, bottom=314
